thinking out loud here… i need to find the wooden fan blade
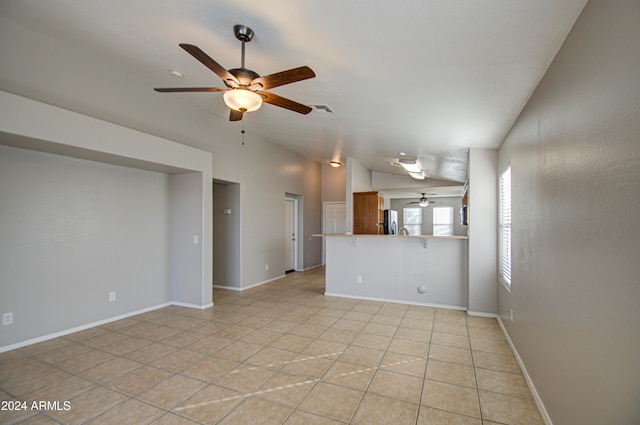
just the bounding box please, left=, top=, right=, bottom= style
left=154, top=87, right=229, bottom=93
left=229, top=109, right=244, bottom=121
left=261, top=92, right=312, bottom=115
left=179, top=44, right=239, bottom=87
left=251, top=66, right=315, bottom=90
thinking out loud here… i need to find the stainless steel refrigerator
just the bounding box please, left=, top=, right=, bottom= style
left=383, top=209, right=398, bottom=235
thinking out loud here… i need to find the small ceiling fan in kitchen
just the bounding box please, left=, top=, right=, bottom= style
left=406, top=193, right=439, bottom=208
left=154, top=24, right=316, bottom=121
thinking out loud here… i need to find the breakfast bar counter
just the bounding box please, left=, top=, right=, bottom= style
left=314, top=234, right=469, bottom=309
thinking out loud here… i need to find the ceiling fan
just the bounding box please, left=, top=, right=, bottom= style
left=406, top=193, right=439, bottom=208
left=154, top=25, right=316, bottom=121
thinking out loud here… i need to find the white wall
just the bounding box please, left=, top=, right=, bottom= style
left=497, top=1, right=640, bottom=424
left=467, top=149, right=498, bottom=315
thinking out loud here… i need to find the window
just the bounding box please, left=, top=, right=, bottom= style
left=433, top=206, right=454, bottom=236
left=499, top=165, right=512, bottom=288
left=403, top=207, right=422, bottom=235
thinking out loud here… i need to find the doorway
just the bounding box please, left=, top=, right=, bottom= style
left=284, top=197, right=298, bottom=273
left=212, top=180, right=241, bottom=291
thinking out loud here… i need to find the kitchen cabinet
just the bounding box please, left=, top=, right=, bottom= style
left=353, top=191, right=384, bottom=234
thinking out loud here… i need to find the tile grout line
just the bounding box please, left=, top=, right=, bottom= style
left=466, top=313, right=485, bottom=424
left=414, top=308, right=435, bottom=425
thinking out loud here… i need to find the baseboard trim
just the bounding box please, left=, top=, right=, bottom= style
left=213, top=274, right=286, bottom=292
left=171, top=301, right=213, bottom=310
left=0, top=300, right=217, bottom=353
left=297, top=263, right=323, bottom=272
left=213, top=284, right=242, bottom=291
left=324, top=292, right=467, bottom=311
left=467, top=310, right=497, bottom=318
left=497, top=316, right=553, bottom=425
left=0, top=302, right=171, bottom=353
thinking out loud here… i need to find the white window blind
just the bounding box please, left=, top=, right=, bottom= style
left=499, top=166, right=512, bottom=287
left=403, top=207, right=422, bottom=235
left=433, top=206, right=454, bottom=236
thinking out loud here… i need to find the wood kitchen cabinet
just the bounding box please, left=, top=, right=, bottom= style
left=353, top=191, right=384, bottom=234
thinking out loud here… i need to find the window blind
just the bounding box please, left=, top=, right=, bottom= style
left=403, top=207, right=422, bottom=236
left=433, top=206, right=454, bottom=236
left=499, top=166, right=512, bottom=287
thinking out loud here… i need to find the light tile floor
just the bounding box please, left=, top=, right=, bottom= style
left=1, top=268, right=544, bottom=424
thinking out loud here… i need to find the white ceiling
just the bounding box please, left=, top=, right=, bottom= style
left=0, top=0, right=587, bottom=190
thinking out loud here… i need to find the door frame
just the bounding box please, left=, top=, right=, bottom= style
left=285, top=196, right=299, bottom=272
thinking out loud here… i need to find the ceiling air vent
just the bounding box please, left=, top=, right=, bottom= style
left=310, top=104, right=335, bottom=113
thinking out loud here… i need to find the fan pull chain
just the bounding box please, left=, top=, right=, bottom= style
left=241, top=117, right=245, bottom=146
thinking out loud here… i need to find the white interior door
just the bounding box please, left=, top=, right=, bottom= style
left=284, top=198, right=297, bottom=272
left=322, top=202, right=346, bottom=264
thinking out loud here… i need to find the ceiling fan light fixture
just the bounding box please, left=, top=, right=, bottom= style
left=408, top=171, right=425, bottom=180
left=419, top=199, right=430, bottom=207
left=329, top=160, right=341, bottom=167
left=223, top=89, right=262, bottom=112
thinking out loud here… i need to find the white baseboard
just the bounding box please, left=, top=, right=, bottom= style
left=467, top=310, right=497, bottom=318
left=0, top=300, right=216, bottom=353
left=213, top=274, right=286, bottom=292
left=213, top=284, right=242, bottom=291
left=0, top=302, right=171, bottom=353
left=171, top=301, right=213, bottom=310
left=497, top=316, right=553, bottom=425
left=298, top=263, right=323, bottom=272
left=324, top=292, right=467, bottom=311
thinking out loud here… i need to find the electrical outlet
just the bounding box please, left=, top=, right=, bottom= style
left=193, top=235, right=199, bottom=244
left=265, top=264, right=269, bottom=270
left=510, top=309, right=514, bottom=322
left=109, top=291, right=116, bottom=302
left=356, top=275, right=363, bottom=284
left=2, top=312, right=13, bottom=326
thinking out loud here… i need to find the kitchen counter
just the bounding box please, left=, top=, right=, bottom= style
left=313, top=233, right=468, bottom=239
left=315, top=234, right=468, bottom=309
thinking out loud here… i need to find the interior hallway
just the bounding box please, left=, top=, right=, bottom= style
left=1, top=268, right=542, bottom=424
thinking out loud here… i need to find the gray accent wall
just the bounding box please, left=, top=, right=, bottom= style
left=213, top=181, right=242, bottom=289
left=497, top=1, right=640, bottom=424
left=321, top=162, right=347, bottom=203
left=0, top=145, right=172, bottom=345
left=0, top=91, right=212, bottom=349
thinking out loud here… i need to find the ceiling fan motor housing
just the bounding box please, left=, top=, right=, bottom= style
left=228, top=68, right=260, bottom=87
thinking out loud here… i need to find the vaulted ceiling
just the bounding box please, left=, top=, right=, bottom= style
left=0, top=0, right=587, bottom=190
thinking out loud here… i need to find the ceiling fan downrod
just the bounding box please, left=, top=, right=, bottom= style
left=234, top=25, right=254, bottom=69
